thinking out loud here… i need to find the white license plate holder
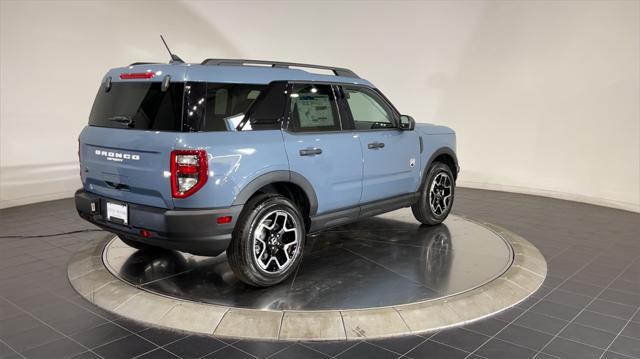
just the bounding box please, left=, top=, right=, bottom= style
left=106, top=202, right=128, bottom=225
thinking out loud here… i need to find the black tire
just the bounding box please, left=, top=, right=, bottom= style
left=119, top=235, right=155, bottom=251
left=227, top=193, right=306, bottom=287
left=411, top=162, right=455, bottom=225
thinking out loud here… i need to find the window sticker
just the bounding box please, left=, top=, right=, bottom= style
left=295, top=94, right=335, bottom=128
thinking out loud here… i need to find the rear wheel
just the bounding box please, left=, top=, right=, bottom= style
left=119, top=236, right=155, bottom=251
left=412, top=162, right=455, bottom=225
left=227, top=194, right=306, bottom=287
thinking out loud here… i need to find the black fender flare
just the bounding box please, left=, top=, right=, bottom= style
left=232, top=170, right=319, bottom=216
left=422, top=147, right=459, bottom=184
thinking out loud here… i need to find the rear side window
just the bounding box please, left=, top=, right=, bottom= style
left=238, top=82, right=288, bottom=131
left=89, top=82, right=185, bottom=131
left=289, top=84, right=341, bottom=132
left=202, top=83, right=266, bottom=131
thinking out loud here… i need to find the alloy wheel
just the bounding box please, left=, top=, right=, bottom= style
left=428, top=172, right=453, bottom=216
left=252, top=210, right=300, bottom=274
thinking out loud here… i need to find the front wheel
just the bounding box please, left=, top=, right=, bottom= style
left=227, top=194, right=306, bottom=287
left=411, top=162, right=455, bottom=225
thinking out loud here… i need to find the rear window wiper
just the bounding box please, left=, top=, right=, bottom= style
left=107, top=116, right=135, bottom=127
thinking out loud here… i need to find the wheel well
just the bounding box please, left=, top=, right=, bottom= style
left=250, top=182, right=311, bottom=231
left=432, top=154, right=458, bottom=180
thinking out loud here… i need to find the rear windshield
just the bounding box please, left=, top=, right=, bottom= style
left=89, top=81, right=283, bottom=132
left=89, top=82, right=185, bottom=131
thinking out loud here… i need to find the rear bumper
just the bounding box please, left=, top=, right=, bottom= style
left=74, top=189, right=241, bottom=256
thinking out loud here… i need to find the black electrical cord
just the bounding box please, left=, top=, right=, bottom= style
left=0, top=229, right=104, bottom=239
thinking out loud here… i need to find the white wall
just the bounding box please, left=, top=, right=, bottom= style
left=0, top=0, right=242, bottom=208
left=1, top=0, right=638, bottom=212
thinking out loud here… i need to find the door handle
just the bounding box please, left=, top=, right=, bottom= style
left=299, top=148, right=323, bottom=156
left=368, top=142, right=385, bottom=150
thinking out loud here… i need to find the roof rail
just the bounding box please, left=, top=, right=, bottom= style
left=201, top=58, right=359, bottom=78
left=128, top=62, right=162, bottom=66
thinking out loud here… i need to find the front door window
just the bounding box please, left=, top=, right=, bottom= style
left=343, top=86, right=396, bottom=130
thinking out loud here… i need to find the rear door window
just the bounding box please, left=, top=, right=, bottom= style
left=289, top=84, right=341, bottom=132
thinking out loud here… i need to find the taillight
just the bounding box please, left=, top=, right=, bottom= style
left=120, top=72, right=155, bottom=79
left=170, top=150, right=208, bottom=198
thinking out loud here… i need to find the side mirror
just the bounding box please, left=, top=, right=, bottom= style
left=399, top=115, right=415, bottom=130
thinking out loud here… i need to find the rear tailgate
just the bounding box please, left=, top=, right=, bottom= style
left=80, top=65, right=190, bottom=209
left=79, top=126, right=178, bottom=209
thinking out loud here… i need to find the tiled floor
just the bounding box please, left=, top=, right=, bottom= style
left=1, top=188, right=638, bottom=359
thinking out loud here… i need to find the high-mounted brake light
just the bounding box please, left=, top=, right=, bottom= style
left=120, top=72, right=155, bottom=80
left=171, top=150, right=208, bottom=198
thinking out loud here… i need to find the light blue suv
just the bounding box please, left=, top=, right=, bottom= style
left=75, top=58, right=458, bottom=286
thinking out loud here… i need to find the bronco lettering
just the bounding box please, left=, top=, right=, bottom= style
left=95, top=149, right=140, bottom=162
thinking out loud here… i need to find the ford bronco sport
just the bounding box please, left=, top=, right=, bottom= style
left=75, top=58, right=458, bottom=287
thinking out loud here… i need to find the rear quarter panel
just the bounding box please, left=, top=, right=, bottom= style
left=173, top=130, right=289, bottom=208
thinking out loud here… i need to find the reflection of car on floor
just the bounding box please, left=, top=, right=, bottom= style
left=421, top=225, right=454, bottom=290
left=75, top=54, right=458, bottom=287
